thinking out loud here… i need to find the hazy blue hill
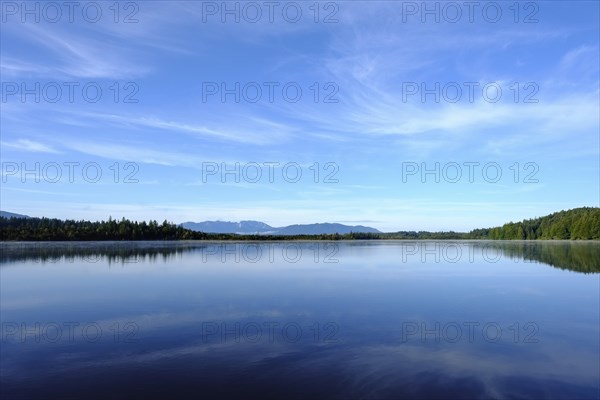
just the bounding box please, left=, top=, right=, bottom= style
left=180, top=220, right=381, bottom=235
left=276, top=223, right=381, bottom=235
left=0, top=211, right=30, bottom=219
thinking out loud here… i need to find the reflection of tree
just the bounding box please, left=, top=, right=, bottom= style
left=2, top=241, right=598, bottom=274
left=0, top=242, right=201, bottom=265
left=473, top=242, right=600, bottom=274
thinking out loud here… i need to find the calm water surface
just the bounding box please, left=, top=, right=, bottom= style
left=1, top=241, right=599, bottom=399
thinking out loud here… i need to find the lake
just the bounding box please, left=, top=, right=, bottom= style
left=1, top=241, right=599, bottom=399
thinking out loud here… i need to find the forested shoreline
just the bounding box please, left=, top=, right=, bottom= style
left=1, top=207, right=598, bottom=241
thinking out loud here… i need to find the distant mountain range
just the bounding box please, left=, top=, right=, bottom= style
left=180, top=220, right=381, bottom=235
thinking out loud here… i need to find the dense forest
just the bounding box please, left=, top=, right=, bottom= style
left=1, top=207, right=598, bottom=241
left=0, top=216, right=368, bottom=241
left=0, top=217, right=205, bottom=241
left=466, top=207, right=600, bottom=240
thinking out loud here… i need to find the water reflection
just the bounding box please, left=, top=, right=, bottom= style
left=0, top=241, right=201, bottom=266
left=476, top=241, right=600, bottom=273
left=1, top=241, right=598, bottom=399
left=1, top=240, right=598, bottom=273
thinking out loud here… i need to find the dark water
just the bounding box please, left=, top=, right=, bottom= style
left=1, top=241, right=599, bottom=399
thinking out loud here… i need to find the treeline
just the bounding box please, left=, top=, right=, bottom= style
left=0, top=217, right=382, bottom=241
left=335, top=207, right=600, bottom=240
left=0, top=217, right=470, bottom=241
left=466, top=207, right=600, bottom=240
left=1, top=207, right=599, bottom=241
left=0, top=217, right=208, bottom=241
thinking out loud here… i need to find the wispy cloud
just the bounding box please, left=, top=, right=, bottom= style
left=3, top=22, right=150, bottom=79
left=1, top=139, right=60, bottom=154
left=1, top=1, right=597, bottom=225
left=51, top=111, right=297, bottom=146
left=63, top=140, right=203, bottom=167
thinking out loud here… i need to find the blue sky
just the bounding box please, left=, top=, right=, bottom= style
left=1, top=0, right=598, bottom=231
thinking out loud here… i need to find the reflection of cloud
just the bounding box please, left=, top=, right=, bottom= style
left=336, top=342, right=599, bottom=398
left=5, top=333, right=598, bottom=398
